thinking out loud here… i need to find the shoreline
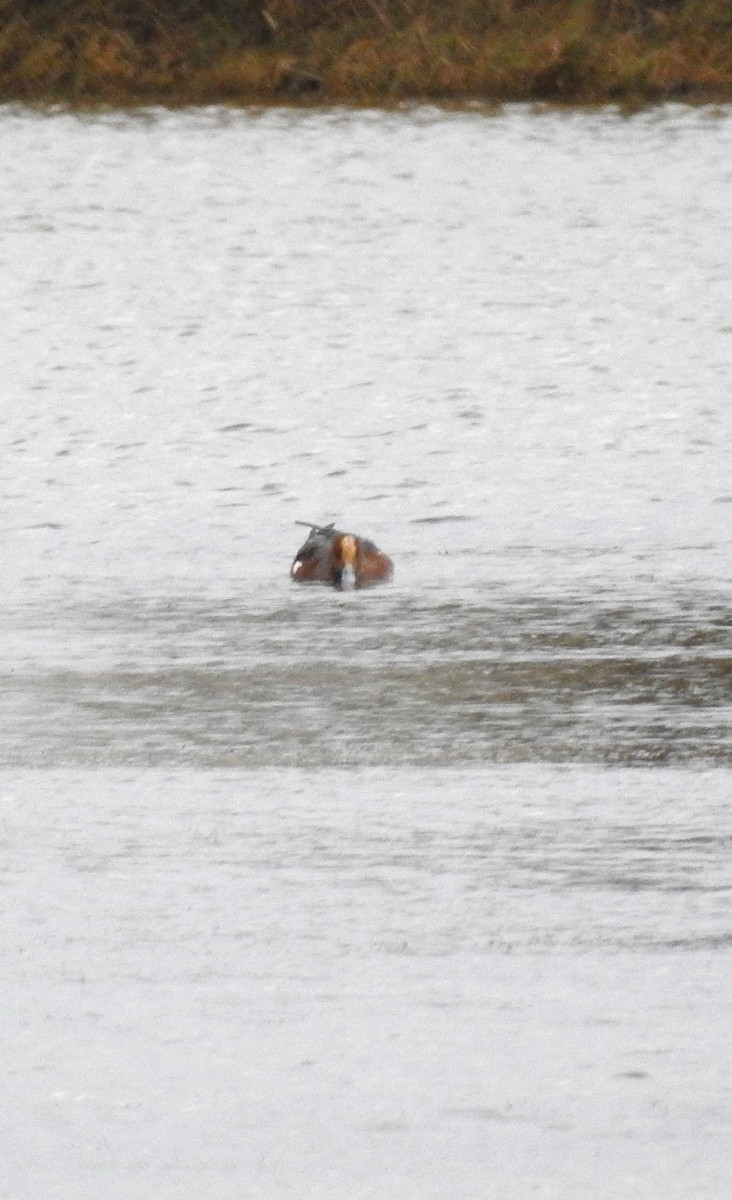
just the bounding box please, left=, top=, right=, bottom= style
left=2, top=1, right=732, bottom=109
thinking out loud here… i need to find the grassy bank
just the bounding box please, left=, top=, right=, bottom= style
left=2, top=0, right=732, bottom=107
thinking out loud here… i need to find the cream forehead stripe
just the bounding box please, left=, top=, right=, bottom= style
left=340, top=535, right=357, bottom=563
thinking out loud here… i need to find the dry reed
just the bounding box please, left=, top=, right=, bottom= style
left=1, top=0, right=731, bottom=106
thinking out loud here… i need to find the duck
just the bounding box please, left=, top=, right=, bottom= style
left=290, top=521, right=394, bottom=589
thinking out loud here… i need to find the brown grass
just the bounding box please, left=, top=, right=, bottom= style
left=1, top=0, right=731, bottom=106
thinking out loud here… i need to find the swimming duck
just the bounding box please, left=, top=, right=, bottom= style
left=290, top=521, right=393, bottom=589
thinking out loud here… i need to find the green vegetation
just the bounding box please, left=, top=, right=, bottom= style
left=1, top=0, right=732, bottom=106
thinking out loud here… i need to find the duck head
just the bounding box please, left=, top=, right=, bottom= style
left=290, top=521, right=393, bottom=589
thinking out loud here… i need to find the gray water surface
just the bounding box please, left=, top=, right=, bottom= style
left=3, top=767, right=732, bottom=1199
left=2, top=104, right=730, bottom=768
left=1, top=104, right=731, bottom=1198
left=3, top=584, right=730, bottom=767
